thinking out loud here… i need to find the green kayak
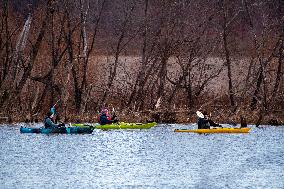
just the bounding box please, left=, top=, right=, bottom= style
left=71, top=122, right=157, bottom=130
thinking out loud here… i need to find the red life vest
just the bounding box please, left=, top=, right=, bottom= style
left=98, top=108, right=112, bottom=123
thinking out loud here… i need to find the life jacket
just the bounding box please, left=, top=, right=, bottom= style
left=99, top=113, right=113, bottom=125
left=99, top=108, right=111, bottom=121
left=44, top=116, right=52, bottom=128
left=106, top=112, right=111, bottom=120
left=197, top=118, right=210, bottom=129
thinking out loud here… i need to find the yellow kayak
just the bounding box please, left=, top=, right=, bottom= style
left=174, top=127, right=250, bottom=134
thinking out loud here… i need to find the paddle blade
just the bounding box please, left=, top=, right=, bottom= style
left=196, top=111, right=204, bottom=118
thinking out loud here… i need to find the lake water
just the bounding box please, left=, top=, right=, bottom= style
left=0, top=123, right=284, bottom=189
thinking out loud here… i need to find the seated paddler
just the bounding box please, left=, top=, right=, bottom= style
left=44, top=108, right=64, bottom=129
left=196, top=111, right=221, bottom=129
left=98, top=108, right=118, bottom=125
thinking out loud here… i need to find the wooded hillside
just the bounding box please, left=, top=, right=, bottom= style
left=0, top=0, right=283, bottom=124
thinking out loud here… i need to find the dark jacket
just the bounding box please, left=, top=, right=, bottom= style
left=197, top=117, right=221, bottom=129
left=99, top=114, right=113, bottom=125
left=44, top=116, right=59, bottom=129
left=197, top=118, right=210, bottom=129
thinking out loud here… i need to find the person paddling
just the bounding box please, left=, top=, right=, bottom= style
left=44, top=105, right=64, bottom=129
left=98, top=107, right=118, bottom=125
left=196, top=111, right=221, bottom=129
left=240, top=115, right=247, bottom=128
left=44, top=112, right=64, bottom=129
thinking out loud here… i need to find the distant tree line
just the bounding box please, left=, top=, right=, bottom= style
left=0, top=0, right=283, bottom=123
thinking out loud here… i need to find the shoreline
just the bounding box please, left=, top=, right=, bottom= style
left=0, top=109, right=283, bottom=126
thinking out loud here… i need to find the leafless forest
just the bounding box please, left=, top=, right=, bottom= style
left=0, top=0, right=283, bottom=124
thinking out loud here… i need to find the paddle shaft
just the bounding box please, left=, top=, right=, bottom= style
left=52, top=99, right=61, bottom=108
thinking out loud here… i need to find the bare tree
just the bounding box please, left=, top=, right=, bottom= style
left=30, top=1, right=69, bottom=114
left=0, top=0, right=12, bottom=89
left=271, top=1, right=284, bottom=100
left=0, top=0, right=52, bottom=118
left=64, top=0, right=106, bottom=113
left=218, top=0, right=244, bottom=109
left=243, top=0, right=281, bottom=111
left=99, top=1, right=137, bottom=107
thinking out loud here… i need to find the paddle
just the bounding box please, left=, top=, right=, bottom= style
left=51, top=99, right=61, bottom=110
left=213, top=108, right=237, bottom=126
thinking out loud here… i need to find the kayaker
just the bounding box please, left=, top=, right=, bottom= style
left=44, top=111, right=64, bottom=129
left=240, top=115, right=247, bottom=128
left=197, top=112, right=210, bottom=129
left=197, top=111, right=221, bottom=129
left=111, top=109, right=119, bottom=123
left=98, top=108, right=119, bottom=125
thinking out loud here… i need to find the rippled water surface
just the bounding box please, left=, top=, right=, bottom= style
left=0, top=123, right=284, bottom=189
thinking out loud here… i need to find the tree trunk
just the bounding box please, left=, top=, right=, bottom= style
left=100, top=5, right=134, bottom=107
left=272, top=37, right=283, bottom=98
left=222, top=2, right=235, bottom=108
left=0, top=1, right=51, bottom=110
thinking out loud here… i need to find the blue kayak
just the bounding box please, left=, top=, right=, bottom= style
left=20, top=126, right=93, bottom=134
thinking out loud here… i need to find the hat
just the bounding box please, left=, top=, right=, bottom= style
left=196, top=111, right=204, bottom=118
left=101, top=108, right=108, bottom=114
left=50, top=107, right=56, bottom=115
